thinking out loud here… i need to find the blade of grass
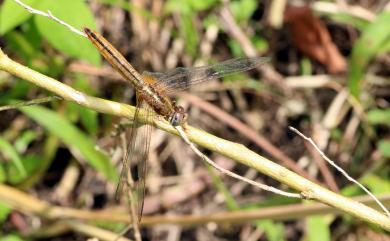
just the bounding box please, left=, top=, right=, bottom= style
left=20, top=105, right=118, bottom=181
left=0, top=137, right=27, bottom=178
left=348, top=11, right=390, bottom=97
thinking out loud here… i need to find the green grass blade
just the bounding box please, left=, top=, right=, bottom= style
left=21, top=105, right=118, bottom=181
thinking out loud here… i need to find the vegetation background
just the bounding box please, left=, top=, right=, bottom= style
left=0, top=0, right=389, bottom=240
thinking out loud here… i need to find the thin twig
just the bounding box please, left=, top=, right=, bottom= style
left=175, top=126, right=301, bottom=199
left=1, top=183, right=390, bottom=226
left=181, top=93, right=317, bottom=183
left=0, top=96, right=62, bottom=111
left=64, top=220, right=133, bottom=241
left=289, top=126, right=390, bottom=218
left=312, top=1, right=376, bottom=22
left=13, top=0, right=86, bottom=37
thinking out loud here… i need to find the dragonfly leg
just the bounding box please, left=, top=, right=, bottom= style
left=181, top=120, right=189, bottom=131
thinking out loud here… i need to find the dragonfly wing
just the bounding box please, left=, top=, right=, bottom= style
left=116, top=96, right=153, bottom=222
left=134, top=102, right=153, bottom=222
left=147, top=57, right=270, bottom=92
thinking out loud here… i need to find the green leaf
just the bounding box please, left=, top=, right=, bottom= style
left=67, top=102, right=98, bottom=135
left=0, top=79, right=32, bottom=103
left=328, top=13, right=369, bottom=31
left=306, top=216, right=330, bottom=241
left=15, top=130, right=38, bottom=153
left=0, top=164, right=6, bottom=183
left=34, top=0, right=100, bottom=65
left=21, top=105, right=117, bottom=181
left=348, top=11, right=390, bottom=97
left=228, top=39, right=245, bottom=57
left=165, top=0, right=192, bottom=14
left=0, top=137, right=27, bottom=178
left=379, top=38, right=390, bottom=53
left=0, top=202, right=12, bottom=223
left=230, top=0, right=257, bottom=22
left=252, top=36, right=269, bottom=53
left=7, top=155, right=42, bottom=184
left=256, top=220, right=285, bottom=241
left=97, top=0, right=154, bottom=19
left=165, top=0, right=217, bottom=13
left=79, top=107, right=98, bottom=135
left=73, top=77, right=98, bottom=135
left=367, top=108, right=390, bottom=126
left=360, top=174, right=390, bottom=194
left=0, top=234, right=26, bottom=241
left=4, top=20, right=43, bottom=63
left=378, top=140, right=390, bottom=158
left=180, top=14, right=199, bottom=57
left=188, top=0, right=218, bottom=11
left=301, top=57, right=312, bottom=75
left=0, top=0, right=39, bottom=34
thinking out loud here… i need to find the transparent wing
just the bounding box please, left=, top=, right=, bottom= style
left=146, top=57, right=270, bottom=92
left=116, top=96, right=153, bottom=223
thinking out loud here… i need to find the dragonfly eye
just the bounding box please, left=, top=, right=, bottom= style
left=170, top=106, right=186, bottom=126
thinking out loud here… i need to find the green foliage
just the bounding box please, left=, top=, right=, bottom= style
left=96, top=0, right=154, bottom=19
left=367, top=108, right=390, bottom=125
left=349, top=11, right=390, bottom=97
left=300, top=57, right=312, bottom=75
left=206, top=164, right=239, bottom=211
left=328, top=13, right=369, bottom=31
left=367, top=109, right=390, bottom=158
left=7, top=154, right=42, bottom=184
left=0, top=164, right=6, bottom=183
left=228, top=39, right=246, bottom=57
left=91, top=219, right=127, bottom=233
left=20, top=105, right=118, bottom=181
left=256, top=220, right=285, bottom=241
left=0, top=235, right=26, bottom=241
left=306, top=216, right=331, bottom=241
left=360, top=174, right=390, bottom=193
left=244, top=195, right=300, bottom=241
left=341, top=173, right=390, bottom=196
left=0, top=202, right=12, bottom=223
left=181, top=14, right=199, bottom=57
left=0, top=0, right=100, bottom=66
left=34, top=0, right=100, bottom=65
left=165, top=0, right=217, bottom=14
left=14, top=130, right=38, bottom=153
left=0, top=79, right=31, bottom=102
left=229, top=0, right=257, bottom=23
left=0, top=122, right=45, bottom=185
left=68, top=77, right=99, bottom=135
left=378, top=140, right=390, bottom=158
left=252, top=36, right=269, bottom=53
left=4, top=29, right=40, bottom=63
left=164, top=0, right=218, bottom=57
left=0, top=137, right=27, bottom=178
left=0, top=0, right=38, bottom=34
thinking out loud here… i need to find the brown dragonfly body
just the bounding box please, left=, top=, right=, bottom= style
left=84, top=27, right=269, bottom=221
left=84, top=28, right=185, bottom=126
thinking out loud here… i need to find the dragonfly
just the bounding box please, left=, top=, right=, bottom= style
left=84, top=27, right=270, bottom=222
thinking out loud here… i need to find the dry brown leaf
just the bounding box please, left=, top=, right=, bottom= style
left=284, top=5, right=347, bottom=74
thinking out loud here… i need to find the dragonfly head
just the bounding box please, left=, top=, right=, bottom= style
left=169, top=106, right=186, bottom=126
